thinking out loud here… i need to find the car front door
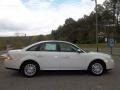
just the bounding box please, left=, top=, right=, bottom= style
left=58, top=42, right=86, bottom=70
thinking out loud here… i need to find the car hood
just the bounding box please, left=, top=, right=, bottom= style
left=88, top=52, right=111, bottom=58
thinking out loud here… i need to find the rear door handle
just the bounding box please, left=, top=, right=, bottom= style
left=54, top=56, right=58, bottom=58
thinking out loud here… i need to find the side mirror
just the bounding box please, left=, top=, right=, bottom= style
left=77, top=49, right=83, bottom=53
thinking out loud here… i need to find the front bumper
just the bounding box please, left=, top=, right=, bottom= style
left=105, top=58, right=115, bottom=70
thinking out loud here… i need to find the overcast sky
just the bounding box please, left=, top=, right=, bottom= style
left=0, top=0, right=105, bottom=36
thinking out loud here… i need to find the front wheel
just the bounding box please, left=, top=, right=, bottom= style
left=88, top=61, right=106, bottom=76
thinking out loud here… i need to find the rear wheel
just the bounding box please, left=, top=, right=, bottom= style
left=88, top=61, right=106, bottom=76
left=21, top=61, right=40, bottom=77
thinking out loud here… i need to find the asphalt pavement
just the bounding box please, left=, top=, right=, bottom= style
left=0, top=49, right=120, bottom=90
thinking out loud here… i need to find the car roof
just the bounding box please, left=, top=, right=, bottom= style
left=37, top=40, right=69, bottom=43
left=32, top=40, right=75, bottom=44
left=23, top=40, right=80, bottom=50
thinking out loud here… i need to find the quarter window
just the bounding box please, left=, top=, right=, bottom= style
left=27, top=44, right=41, bottom=51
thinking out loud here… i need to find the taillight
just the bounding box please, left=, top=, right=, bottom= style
left=5, top=54, right=12, bottom=60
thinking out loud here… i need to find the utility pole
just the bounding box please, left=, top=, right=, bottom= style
left=116, top=1, right=120, bottom=41
left=92, top=0, right=99, bottom=52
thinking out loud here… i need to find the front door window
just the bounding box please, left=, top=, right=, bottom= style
left=59, top=43, right=77, bottom=52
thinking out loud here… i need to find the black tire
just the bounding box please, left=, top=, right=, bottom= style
left=20, top=61, right=40, bottom=77
left=88, top=61, right=106, bottom=76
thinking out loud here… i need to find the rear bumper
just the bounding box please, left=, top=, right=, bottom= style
left=6, top=67, right=18, bottom=71
left=4, top=59, right=20, bottom=70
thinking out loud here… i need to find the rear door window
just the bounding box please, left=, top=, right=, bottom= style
left=41, top=42, right=58, bottom=51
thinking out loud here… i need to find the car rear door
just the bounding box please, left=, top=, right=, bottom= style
left=27, top=42, right=60, bottom=70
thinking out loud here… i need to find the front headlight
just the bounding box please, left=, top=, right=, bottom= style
left=104, top=56, right=114, bottom=63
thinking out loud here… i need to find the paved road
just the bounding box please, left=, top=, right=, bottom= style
left=0, top=50, right=120, bottom=90
left=0, top=56, right=119, bottom=90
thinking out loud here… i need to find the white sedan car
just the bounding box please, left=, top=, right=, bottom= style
left=4, top=41, right=114, bottom=77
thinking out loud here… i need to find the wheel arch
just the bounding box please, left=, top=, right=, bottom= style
left=87, top=59, right=106, bottom=70
left=20, top=59, right=40, bottom=71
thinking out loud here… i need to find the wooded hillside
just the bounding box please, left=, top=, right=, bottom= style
left=0, top=0, right=120, bottom=50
